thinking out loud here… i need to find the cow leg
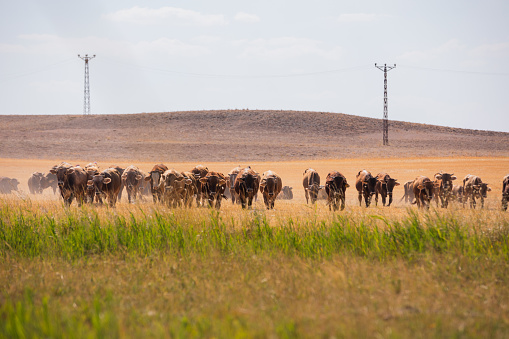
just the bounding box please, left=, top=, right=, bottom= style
left=263, top=194, right=269, bottom=209
left=305, top=190, right=309, bottom=204
left=481, top=197, right=485, bottom=209
left=381, top=193, right=387, bottom=207
left=340, top=195, right=345, bottom=211
left=502, top=195, right=508, bottom=211
left=117, top=183, right=124, bottom=202
left=357, top=192, right=362, bottom=206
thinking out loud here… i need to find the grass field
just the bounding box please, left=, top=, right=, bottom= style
left=1, top=157, right=509, bottom=338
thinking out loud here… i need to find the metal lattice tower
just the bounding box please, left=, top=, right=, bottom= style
left=78, top=54, right=96, bottom=115
left=375, top=63, right=396, bottom=146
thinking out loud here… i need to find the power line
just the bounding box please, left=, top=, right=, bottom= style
left=0, top=58, right=74, bottom=83
left=399, top=64, right=509, bottom=76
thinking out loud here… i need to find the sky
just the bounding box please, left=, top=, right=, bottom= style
left=1, top=0, right=509, bottom=132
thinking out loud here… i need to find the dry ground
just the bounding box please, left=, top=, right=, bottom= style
left=0, top=110, right=508, bottom=162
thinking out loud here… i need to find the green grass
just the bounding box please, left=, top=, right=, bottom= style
left=2, top=199, right=509, bottom=338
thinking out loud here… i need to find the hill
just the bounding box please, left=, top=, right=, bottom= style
left=0, top=110, right=508, bottom=162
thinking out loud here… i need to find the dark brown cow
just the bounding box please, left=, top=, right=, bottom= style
left=463, top=174, right=491, bottom=209
left=375, top=173, right=400, bottom=207
left=325, top=171, right=349, bottom=211
left=277, top=186, right=294, bottom=200
left=161, top=169, right=190, bottom=207
left=122, top=165, right=145, bottom=203
left=181, top=171, right=198, bottom=208
left=502, top=175, right=509, bottom=211
left=0, top=177, right=20, bottom=194
left=234, top=168, right=260, bottom=209
left=87, top=168, right=122, bottom=207
left=199, top=171, right=228, bottom=209
left=228, top=166, right=243, bottom=204
left=84, top=163, right=101, bottom=204
left=355, top=170, right=377, bottom=207
left=259, top=170, right=282, bottom=209
left=399, top=180, right=415, bottom=203
left=28, top=172, right=45, bottom=194
left=451, top=185, right=465, bottom=204
left=50, top=162, right=88, bottom=206
left=412, top=176, right=439, bottom=209
left=144, top=164, right=169, bottom=203
left=41, top=172, right=58, bottom=194
left=433, top=172, right=457, bottom=208
left=109, top=165, right=125, bottom=202
left=191, top=165, right=209, bottom=207
left=303, top=168, right=323, bottom=204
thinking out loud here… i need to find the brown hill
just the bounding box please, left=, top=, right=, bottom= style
left=0, top=110, right=507, bottom=162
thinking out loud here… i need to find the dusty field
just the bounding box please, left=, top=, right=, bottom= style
left=2, top=156, right=508, bottom=210
left=1, top=110, right=508, bottom=162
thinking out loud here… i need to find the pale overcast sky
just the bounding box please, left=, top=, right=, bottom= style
left=1, top=0, right=508, bottom=132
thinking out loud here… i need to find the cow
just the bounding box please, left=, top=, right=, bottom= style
left=325, top=171, right=349, bottom=211
left=502, top=175, right=509, bottom=211
left=86, top=168, right=122, bottom=207
left=227, top=166, right=243, bottom=204
left=463, top=174, right=491, bottom=209
left=259, top=170, right=282, bottom=209
left=84, top=162, right=101, bottom=204
left=49, top=162, right=88, bottom=206
left=28, top=172, right=45, bottom=194
left=451, top=185, right=465, bottom=204
left=374, top=173, right=400, bottom=207
left=161, top=169, right=191, bottom=207
left=433, top=172, right=457, bottom=208
left=355, top=170, right=378, bottom=207
left=144, top=164, right=168, bottom=203
left=190, top=165, right=209, bottom=207
left=41, top=172, right=58, bottom=194
left=234, top=168, right=260, bottom=209
left=199, top=171, right=228, bottom=209
left=399, top=180, right=415, bottom=204
left=109, top=165, right=125, bottom=202
left=122, top=165, right=145, bottom=203
left=181, top=171, right=198, bottom=208
left=412, top=176, right=439, bottom=209
left=303, top=168, right=323, bottom=204
left=277, top=186, right=294, bottom=200
left=0, top=177, right=20, bottom=194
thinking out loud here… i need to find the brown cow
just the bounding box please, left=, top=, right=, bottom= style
left=303, top=168, right=323, bottom=204
left=463, top=174, right=491, bottom=209
left=502, top=175, right=509, bottom=211
left=355, top=170, right=377, bottom=207
left=375, top=173, right=400, bottom=207
left=191, top=165, right=209, bottom=207
left=277, top=186, right=294, bottom=200
left=259, top=170, right=282, bottom=209
left=144, top=164, right=168, bottom=203
left=28, top=172, right=45, bottom=194
left=325, top=171, right=349, bottom=211
left=227, top=166, right=243, bottom=204
left=451, top=185, right=465, bottom=204
left=234, top=167, right=260, bottom=209
left=199, top=171, right=228, bottom=209
left=87, top=168, right=122, bottom=207
left=399, top=180, right=415, bottom=204
left=161, top=169, right=191, bottom=207
left=122, top=165, right=145, bottom=203
left=181, top=171, right=198, bottom=208
left=84, top=163, right=102, bottom=204
left=433, top=172, right=457, bottom=208
left=412, top=176, right=439, bottom=209
left=0, top=177, right=20, bottom=194
left=109, top=165, right=125, bottom=202
left=50, top=163, right=88, bottom=206
left=41, top=172, right=58, bottom=194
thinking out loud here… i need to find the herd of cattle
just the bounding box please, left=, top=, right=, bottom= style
left=1, top=162, right=508, bottom=211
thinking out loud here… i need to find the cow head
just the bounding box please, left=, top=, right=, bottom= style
left=50, top=166, right=75, bottom=188
left=385, top=178, right=400, bottom=196
left=236, top=172, right=258, bottom=198
left=260, top=176, right=278, bottom=197
left=200, top=175, right=227, bottom=199
left=435, top=172, right=457, bottom=192
left=87, top=174, right=112, bottom=197
left=229, top=172, right=238, bottom=190
left=305, top=183, right=323, bottom=203
left=363, top=176, right=378, bottom=196
left=327, top=176, right=349, bottom=197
